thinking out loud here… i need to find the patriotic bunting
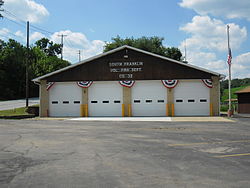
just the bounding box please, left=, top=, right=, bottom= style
left=161, top=80, right=178, bottom=89
left=46, top=82, right=55, bottom=91
left=77, top=81, right=93, bottom=88
left=202, top=79, right=213, bottom=88
left=119, top=80, right=135, bottom=88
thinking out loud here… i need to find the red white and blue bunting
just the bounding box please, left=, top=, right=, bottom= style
left=119, top=80, right=135, bottom=88
left=77, top=81, right=93, bottom=88
left=202, top=79, right=213, bottom=88
left=161, top=80, right=178, bottom=89
left=46, top=82, right=55, bottom=91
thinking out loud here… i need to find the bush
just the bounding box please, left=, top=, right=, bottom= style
left=220, top=105, right=228, bottom=112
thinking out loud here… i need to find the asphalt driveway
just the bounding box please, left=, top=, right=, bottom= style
left=0, top=118, right=250, bottom=188
left=0, top=98, right=39, bottom=111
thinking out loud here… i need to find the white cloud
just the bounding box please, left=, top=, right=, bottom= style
left=206, top=60, right=225, bottom=70
left=50, top=30, right=105, bottom=63
left=0, top=28, right=10, bottom=36
left=179, top=15, right=249, bottom=78
left=180, top=16, right=247, bottom=52
left=0, top=28, right=16, bottom=41
left=232, top=52, right=250, bottom=78
left=180, top=49, right=250, bottom=79
left=234, top=52, right=250, bottom=65
left=15, top=30, right=25, bottom=39
left=4, top=0, right=49, bottom=23
left=179, top=0, right=250, bottom=21
left=30, top=32, right=45, bottom=42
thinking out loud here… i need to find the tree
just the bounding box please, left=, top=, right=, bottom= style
left=35, top=38, right=62, bottom=56
left=29, top=47, right=69, bottom=78
left=29, top=39, right=70, bottom=97
left=0, top=38, right=70, bottom=100
left=104, top=36, right=184, bottom=62
left=0, top=39, right=26, bottom=99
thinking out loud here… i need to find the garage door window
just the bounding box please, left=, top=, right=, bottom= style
left=200, top=99, right=207, bottom=103
left=134, top=100, right=140, bottom=103
left=63, top=101, right=69, bottom=104
left=146, top=99, right=152, bottom=103
left=188, top=99, right=195, bottom=103
left=114, top=100, right=121, bottom=103
left=176, top=99, right=183, bottom=103
left=103, top=101, right=109, bottom=103
left=52, top=101, right=58, bottom=104
left=91, top=101, right=98, bottom=103
left=74, top=101, right=80, bottom=104
left=157, top=100, right=164, bottom=103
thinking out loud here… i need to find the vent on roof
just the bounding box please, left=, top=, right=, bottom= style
left=124, top=49, right=128, bottom=58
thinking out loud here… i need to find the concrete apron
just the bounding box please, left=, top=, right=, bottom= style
left=49, top=116, right=236, bottom=122
left=233, top=113, right=250, bottom=118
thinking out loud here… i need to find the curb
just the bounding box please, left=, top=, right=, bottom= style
left=0, top=114, right=36, bottom=119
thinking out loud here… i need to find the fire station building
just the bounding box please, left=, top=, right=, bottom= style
left=33, top=45, right=223, bottom=117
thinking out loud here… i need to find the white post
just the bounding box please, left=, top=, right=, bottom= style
left=227, top=25, right=232, bottom=117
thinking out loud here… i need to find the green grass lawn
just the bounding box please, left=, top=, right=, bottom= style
left=221, top=85, right=250, bottom=103
left=0, top=107, right=29, bottom=116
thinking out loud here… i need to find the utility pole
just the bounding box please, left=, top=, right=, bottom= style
left=0, top=0, right=4, bottom=19
left=58, top=34, right=67, bottom=60
left=184, top=39, right=187, bottom=62
left=25, top=21, right=29, bottom=107
left=78, top=50, right=81, bottom=62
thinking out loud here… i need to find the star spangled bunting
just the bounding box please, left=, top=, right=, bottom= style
left=77, top=81, right=93, bottom=88
left=46, top=82, right=55, bottom=91
left=119, top=80, right=135, bottom=88
left=161, top=80, right=178, bottom=89
left=202, top=79, right=213, bottom=88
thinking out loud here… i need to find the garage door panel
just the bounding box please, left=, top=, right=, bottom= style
left=132, top=80, right=167, bottom=116
left=88, top=81, right=122, bottom=116
left=174, top=81, right=210, bottom=116
left=49, top=82, right=82, bottom=117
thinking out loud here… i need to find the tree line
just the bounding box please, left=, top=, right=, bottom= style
left=104, top=36, right=185, bottom=62
left=0, top=38, right=70, bottom=100
left=221, top=78, right=250, bottom=90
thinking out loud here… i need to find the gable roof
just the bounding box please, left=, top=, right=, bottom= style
left=33, top=45, right=225, bottom=82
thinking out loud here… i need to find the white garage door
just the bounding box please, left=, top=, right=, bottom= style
left=88, top=81, right=123, bottom=116
left=49, top=82, right=82, bottom=117
left=132, top=80, right=167, bottom=116
left=174, top=80, right=210, bottom=116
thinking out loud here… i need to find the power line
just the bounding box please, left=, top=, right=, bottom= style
left=30, top=24, right=53, bottom=35
left=0, top=27, right=24, bottom=40
left=2, top=9, right=55, bottom=37
left=0, top=34, right=10, bottom=40
left=4, top=9, right=24, bottom=23
left=64, top=38, right=76, bottom=49
left=3, top=16, right=26, bottom=28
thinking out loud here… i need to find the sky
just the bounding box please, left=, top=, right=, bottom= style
left=0, top=0, right=250, bottom=79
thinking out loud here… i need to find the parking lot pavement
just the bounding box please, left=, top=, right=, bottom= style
left=0, top=118, right=250, bottom=188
